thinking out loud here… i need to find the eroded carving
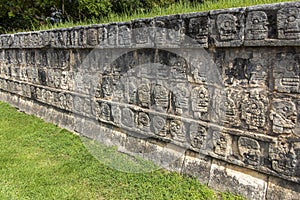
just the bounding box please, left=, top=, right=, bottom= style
left=87, top=28, right=98, bottom=46
left=138, top=83, right=151, bottom=108
left=241, top=91, right=268, bottom=130
left=269, top=138, right=297, bottom=176
left=173, top=84, right=189, bottom=115
left=225, top=58, right=267, bottom=87
left=221, top=91, right=240, bottom=126
left=101, top=76, right=113, bottom=99
left=119, top=25, right=131, bottom=45
left=189, top=123, right=206, bottom=149
left=137, top=112, right=150, bottom=130
left=191, top=86, right=209, bottom=119
left=217, top=14, right=238, bottom=40
left=121, top=107, right=134, bottom=127
left=169, top=119, right=185, bottom=142
left=278, top=7, right=300, bottom=39
left=97, top=102, right=111, bottom=122
left=270, top=99, right=297, bottom=135
left=246, top=11, right=268, bottom=40
left=188, top=16, right=208, bottom=44
left=152, top=115, right=167, bottom=137
left=274, top=53, right=299, bottom=93
left=153, top=84, right=169, bottom=111
left=133, top=20, right=149, bottom=44
left=169, top=56, right=188, bottom=79
left=153, top=20, right=167, bottom=45
left=238, top=137, right=262, bottom=165
left=213, top=131, right=232, bottom=157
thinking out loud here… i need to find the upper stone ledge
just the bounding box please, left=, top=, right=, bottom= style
left=0, top=1, right=300, bottom=49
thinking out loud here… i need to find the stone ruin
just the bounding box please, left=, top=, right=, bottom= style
left=0, top=2, right=300, bottom=199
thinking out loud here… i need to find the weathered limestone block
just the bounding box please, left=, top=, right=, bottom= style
left=267, top=177, right=300, bottom=200
left=208, top=159, right=268, bottom=200
left=209, top=8, right=245, bottom=47
left=182, top=151, right=212, bottom=184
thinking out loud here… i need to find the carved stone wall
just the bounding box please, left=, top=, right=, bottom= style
left=0, top=2, right=300, bottom=199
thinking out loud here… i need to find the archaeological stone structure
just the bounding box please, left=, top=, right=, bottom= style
left=0, top=2, right=300, bottom=199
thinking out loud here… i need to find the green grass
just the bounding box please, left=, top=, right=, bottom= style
left=28, top=0, right=293, bottom=32
left=0, top=101, right=245, bottom=199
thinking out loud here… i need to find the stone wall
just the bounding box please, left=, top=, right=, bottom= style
left=0, top=2, right=300, bottom=199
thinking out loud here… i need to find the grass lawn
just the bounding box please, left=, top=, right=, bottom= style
left=0, top=101, right=244, bottom=199
left=32, top=0, right=292, bottom=32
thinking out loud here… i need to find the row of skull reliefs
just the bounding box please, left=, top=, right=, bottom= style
left=97, top=70, right=299, bottom=137
left=0, top=78, right=94, bottom=117
left=0, top=2, right=300, bottom=48
left=218, top=50, right=300, bottom=94
left=0, top=75, right=299, bottom=181
left=1, top=48, right=299, bottom=94
left=94, top=98, right=300, bottom=180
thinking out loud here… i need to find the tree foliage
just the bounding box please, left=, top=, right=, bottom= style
left=0, top=0, right=189, bottom=33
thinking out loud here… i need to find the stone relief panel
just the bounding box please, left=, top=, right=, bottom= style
left=238, top=136, right=262, bottom=166
left=96, top=101, right=112, bottom=122
left=269, top=138, right=298, bottom=176
left=1, top=2, right=300, bottom=185
left=219, top=89, right=240, bottom=127
left=241, top=90, right=268, bottom=132
left=152, top=84, right=169, bottom=112
left=270, top=98, right=297, bottom=135
left=245, top=11, right=268, bottom=40
left=151, top=115, right=168, bottom=137
left=224, top=57, right=268, bottom=88
left=212, top=131, right=232, bottom=158
left=184, top=13, right=208, bottom=46
left=210, top=9, right=244, bottom=46
left=278, top=7, right=300, bottom=40
left=137, top=83, right=151, bottom=108
left=167, top=17, right=185, bottom=46
left=121, top=107, right=135, bottom=128
left=173, top=83, right=190, bottom=115
left=190, top=85, right=209, bottom=120
left=169, top=119, right=186, bottom=142
left=87, top=28, right=99, bottom=46
left=108, top=24, right=118, bottom=46
left=132, top=19, right=152, bottom=46
left=137, top=112, right=151, bottom=131
left=217, top=14, right=239, bottom=41
left=118, top=23, right=131, bottom=46
left=188, top=123, right=207, bottom=150
left=273, top=52, right=299, bottom=93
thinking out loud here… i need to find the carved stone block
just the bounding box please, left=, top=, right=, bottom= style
left=87, top=28, right=99, bottom=46
left=183, top=12, right=208, bottom=47
left=121, top=107, right=135, bottom=128
left=269, top=138, right=298, bottom=176
left=273, top=52, right=300, bottom=93
left=188, top=123, right=207, bottom=150
left=190, top=85, right=209, bottom=119
left=210, top=9, right=245, bottom=46
left=132, top=19, right=152, bottom=47
left=151, top=115, right=167, bottom=137
left=246, top=11, right=268, bottom=40
left=153, top=84, right=169, bottom=112
left=138, top=83, right=151, bottom=108
left=212, top=131, right=232, bottom=158
left=169, top=119, right=186, bottom=142
left=278, top=7, right=300, bottom=40
left=118, top=23, right=131, bottom=46
left=241, top=90, right=268, bottom=131
left=238, top=137, right=262, bottom=166
left=270, top=98, right=297, bottom=135
left=137, top=112, right=150, bottom=131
